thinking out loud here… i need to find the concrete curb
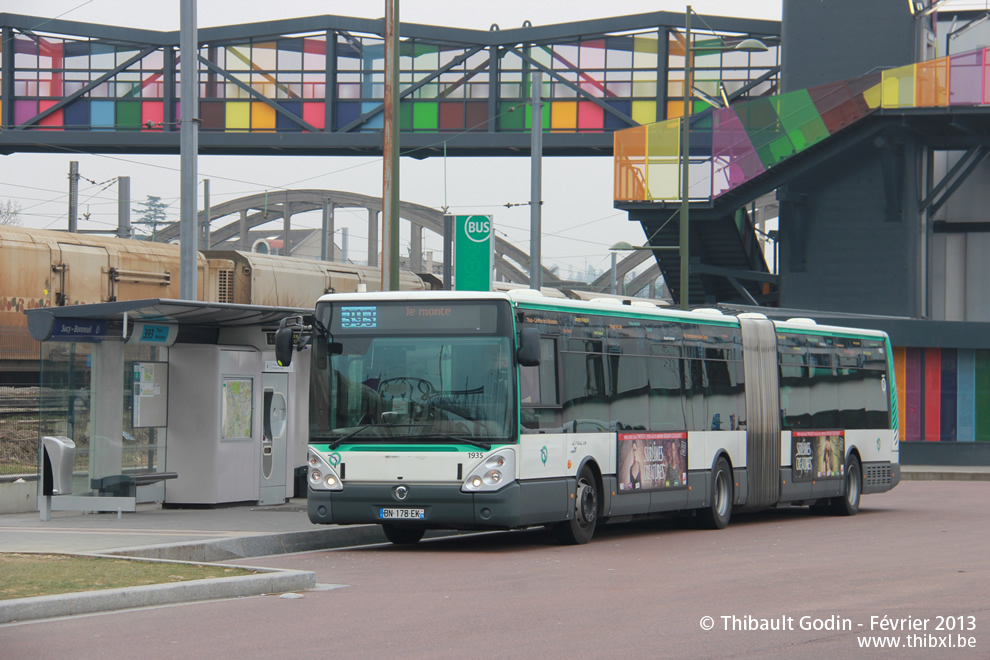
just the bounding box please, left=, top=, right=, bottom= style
left=103, top=525, right=389, bottom=562
left=901, top=470, right=990, bottom=482
left=0, top=562, right=316, bottom=624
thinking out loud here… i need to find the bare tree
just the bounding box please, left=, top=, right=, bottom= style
left=0, top=199, right=22, bottom=225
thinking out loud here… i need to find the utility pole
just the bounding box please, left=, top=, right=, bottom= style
left=179, top=0, right=199, bottom=300
left=117, top=176, right=131, bottom=239
left=381, top=0, right=401, bottom=291
left=68, top=161, right=79, bottom=233
left=530, top=71, right=543, bottom=290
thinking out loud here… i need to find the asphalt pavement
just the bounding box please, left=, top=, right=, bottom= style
left=0, top=465, right=987, bottom=625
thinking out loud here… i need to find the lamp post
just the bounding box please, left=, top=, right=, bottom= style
left=678, top=6, right=767, bottom=310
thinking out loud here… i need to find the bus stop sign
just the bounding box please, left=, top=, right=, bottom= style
left=454, top=215, right=493, bottom=291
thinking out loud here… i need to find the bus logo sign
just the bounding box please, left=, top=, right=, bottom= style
left=540, top=446, right=548, bottom=466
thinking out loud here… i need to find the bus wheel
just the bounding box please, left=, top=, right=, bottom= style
left=555, top=466, right=598, bottom=545
left=382, top=524, right=426, bottom=545
left=698, top=457, right=733, bottom=530
left=829, top=454, right=861, bottom=516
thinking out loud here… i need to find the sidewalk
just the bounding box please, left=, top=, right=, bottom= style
left=0, top=499, right=387, bottom=625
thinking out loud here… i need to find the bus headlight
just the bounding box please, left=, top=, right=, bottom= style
left=307, top=451, right=343, bottom=492
left=461, top=448, right=516, bottom=493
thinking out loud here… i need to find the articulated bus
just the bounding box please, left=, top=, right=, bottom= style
left=275, top=290, right=900, bottom=545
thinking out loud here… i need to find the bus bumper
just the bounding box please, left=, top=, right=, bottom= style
left=307, top=479, right=569, bottom=530
left=862, top=461, right=901, bottom=494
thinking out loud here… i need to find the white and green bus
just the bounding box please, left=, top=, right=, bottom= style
left=275, top=290, right=900, bottom=545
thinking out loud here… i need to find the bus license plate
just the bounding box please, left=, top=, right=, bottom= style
left=380, top=508, right=425, bottom=520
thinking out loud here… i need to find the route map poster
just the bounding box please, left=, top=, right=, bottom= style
left=792, top=430, right=845, bottom=482
left=221, top=377, right=253, bottom=440
left=617, top=432, right=688, bottom=491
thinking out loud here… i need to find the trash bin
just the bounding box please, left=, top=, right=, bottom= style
left=42, top=436, right=76, bottom=496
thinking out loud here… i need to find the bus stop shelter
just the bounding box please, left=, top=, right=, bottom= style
left=25, top=299, right=311, bottom=519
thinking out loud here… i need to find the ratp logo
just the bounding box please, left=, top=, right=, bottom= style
left=463, top=216, right=491, bottom=243
left=328, top=452, right=341, bottom=467
left=540, top=446, right=548, bottom=466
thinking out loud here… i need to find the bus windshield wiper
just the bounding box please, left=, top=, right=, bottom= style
left=326, top=423, right=430, bottom=450
left=426, top=434, right=491, bottom=450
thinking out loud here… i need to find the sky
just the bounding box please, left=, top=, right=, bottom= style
left=1, top=1, right=790, bottom=283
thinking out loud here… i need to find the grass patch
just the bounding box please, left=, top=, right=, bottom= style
left=0, top=553, right=260, bottom=600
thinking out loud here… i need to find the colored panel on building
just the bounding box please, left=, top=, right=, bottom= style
left=905, top=348, right=922, bottom=443
left=412, top=102, right=438, bottom=131
left=577, top=101, right=603, bottom=132
left=64, top=99, right=90, bottom=130
left=614, top=124, right=648, bottom=202
left=735, top=97, right=791, bottom=168
left=948, top=51, right=983, bottom=106
left=251, top=101, right=276, bottom=131
left=116, top=101, right=141, bottom=130
left=399, top=102, right=413, bottom=131
left=91, top=100, right=115, bottom=130
left=630, top=100, right=657, bottom=126
left=226, top=102, right=251, bottom=132
left=141, top=101, right=163, bottom=131
left=916, top=57, right=949, bottom=107
left=464, top=102, right=487, bottom=131
left=200, top=101, right=225, bottom=130
left=976, top=350, right=990, bottom=441
left=523, top=101, right=551, bottom=131
left=808, top=81, right=863, bottom=133
left=940, top=349, right=957, bottom=441
left=360, top=102, right=384, bottom=130
left=604, top=100, right=632, bottom=130
left=14, top=100, right=38, bottom=126
left=499, top=102, right=525, bottom=131
left=551, top=101, right=577, bottom=131
left=957, top=349, right=976, bottom=441
left=984, top=48, right=990, bottom=105
left=894, top=347, right=907, bottom=441
left=438, top=101, right=465, bottom=131
left=39, top=100, right=63, bottom=130
left=333, top=101, right=358, bottom=131
left=772, top=89, right=830, bottom=153
left=712, top=106, right=765, bottom=197
left=924, top=348, right=941, bottom=442
left=301, top=101, right=325, bottom=131
left=276, top=101, right=303, bottom=132
left=881, top=63, right=916, bottom=108
left=645, top=118, right=681, bottom=201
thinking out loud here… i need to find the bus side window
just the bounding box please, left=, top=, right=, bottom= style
left=520, top=337, right=560, bottom=429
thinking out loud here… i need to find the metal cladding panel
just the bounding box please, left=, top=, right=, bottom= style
left=781, top=0, right=919, bottom=93
left=740, top=317, right=780, bottom=508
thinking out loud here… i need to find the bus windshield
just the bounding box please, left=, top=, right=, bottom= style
left=309, top=300, right=515, bottom=445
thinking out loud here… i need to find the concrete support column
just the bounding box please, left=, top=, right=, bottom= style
left=410, top=223, right=422, bottom=272
left=239, top=209, right=249, bottom=250
left=282, top=202, right=293, bottom=256
left=367, top=208, right=379, bottom=267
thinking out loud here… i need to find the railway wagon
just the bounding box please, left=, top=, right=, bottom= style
left=0, top=226, right=425, bottom=378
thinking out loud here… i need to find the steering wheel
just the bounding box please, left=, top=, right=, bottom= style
left=377, top=377, right=435, bottom=403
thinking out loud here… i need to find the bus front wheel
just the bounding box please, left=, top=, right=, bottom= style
left=555, top=466, right=598, bottom=545
left=829, top=454, right=862, bottom=516
left=382, top=524, right=425, bottom=545
left=697, top=457, right=733, bottom=530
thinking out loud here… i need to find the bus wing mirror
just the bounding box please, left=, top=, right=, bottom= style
left=275, top=315, right=313, bottom=367
left=275, top=326, right=295, bottom=367
left=517, top=326, right=541, bottom=367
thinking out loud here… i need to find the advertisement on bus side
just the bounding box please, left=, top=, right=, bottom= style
left=792, top=430, right=845, bottom=482
left=617, top=432, right=688, bottom=491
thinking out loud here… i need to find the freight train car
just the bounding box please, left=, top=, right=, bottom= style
left=0, top=226, right=425, bottom=380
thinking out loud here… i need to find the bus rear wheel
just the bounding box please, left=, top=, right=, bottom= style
left=697, top=457, right=733, bottom=530
left=555, top=466, right=598, bottom=545
left=382, top=524, right=426, bottom=545
left=828, top=454, right=861, bottom=516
